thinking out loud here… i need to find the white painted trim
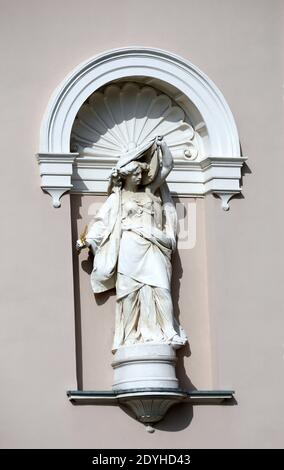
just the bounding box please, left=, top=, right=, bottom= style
left=37, top=47, right=245, bottom=209
left=72, top=155, right=246, bottom=201
left=40, top=47, right=240, bottom=156
left=37, top=153, right=77, bottom=207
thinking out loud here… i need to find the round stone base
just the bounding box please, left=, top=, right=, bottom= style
left=111, top=343, right=179, bottom=391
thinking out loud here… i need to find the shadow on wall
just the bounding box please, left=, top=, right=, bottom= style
left=156, top=403, right=194, bottom=432
left=71, top=194, right=84, bottom=390
left=120, top=401, right=194, bottom=433
left=171, top=225, right=196, bottom=392
left=171, top=196, right=197, bottom=392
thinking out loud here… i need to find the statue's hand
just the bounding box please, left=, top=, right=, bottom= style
left=76, top=239, right=86, bottom=252
left=156, top=136, right=168, bottom=152
left=156, top=135, right=164, bottom=147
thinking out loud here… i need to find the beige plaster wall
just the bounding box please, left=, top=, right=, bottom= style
left=0, top=0, right=283, bottom=448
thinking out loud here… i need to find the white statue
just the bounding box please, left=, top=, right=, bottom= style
left=76, top=136, right=187, bottom=353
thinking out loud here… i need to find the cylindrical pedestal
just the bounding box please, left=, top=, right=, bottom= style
left=112, top=343, right=179, bottom=391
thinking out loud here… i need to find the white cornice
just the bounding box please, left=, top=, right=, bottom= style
left=71, top=155, right=246, bottom=209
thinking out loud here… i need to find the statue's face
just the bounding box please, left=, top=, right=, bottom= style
left=127, top=166, right=142, bottom=187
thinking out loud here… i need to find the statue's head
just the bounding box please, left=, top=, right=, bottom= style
left=107, top=139, right=160, bottom=194
left=109, top=161, right=149, bottom=192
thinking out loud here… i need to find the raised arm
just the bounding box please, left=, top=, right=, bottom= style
left=149, top=137, right=174, bottom=194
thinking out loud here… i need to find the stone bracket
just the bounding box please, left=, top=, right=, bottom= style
left=67, top=389, right=235, bottom=432
left=37, top=153, right=78, bottom=207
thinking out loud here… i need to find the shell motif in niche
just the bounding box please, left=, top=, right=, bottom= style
left=70, top=82, right=199, bottom=160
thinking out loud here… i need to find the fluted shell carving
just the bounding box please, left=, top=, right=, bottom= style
left=71, top=82, right=198, bottom=160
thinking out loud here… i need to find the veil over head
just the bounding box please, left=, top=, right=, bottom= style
left=108, top=138, right=159, bottom=193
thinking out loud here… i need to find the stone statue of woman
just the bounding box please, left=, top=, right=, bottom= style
left=76, top=136, right=187, bottom=353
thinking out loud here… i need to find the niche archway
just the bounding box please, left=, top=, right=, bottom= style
left=37, top=47, right=246, bottom=210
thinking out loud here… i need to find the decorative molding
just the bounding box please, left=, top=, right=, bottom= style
left=39, top=47, right=240, bottom=156
left=37, top=153, right=77, bottom=207
left=71, top=82, right=198, bottom=160
left=71, top=154, right=246, bottom=209
left=37, top=47, right=245, bottom=208
left=215, top=192, right=236, bottom=211
left=67, top=389, right=235, bottom=432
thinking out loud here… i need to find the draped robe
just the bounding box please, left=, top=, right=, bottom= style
left=85, top=185, right=187, bottom=351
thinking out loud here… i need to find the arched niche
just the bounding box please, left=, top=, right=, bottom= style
left=37, top=47, right=246, bottom=209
